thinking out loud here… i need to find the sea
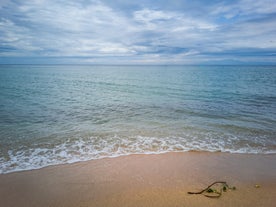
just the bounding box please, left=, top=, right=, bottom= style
left=0, top=65, right=275, bottom=174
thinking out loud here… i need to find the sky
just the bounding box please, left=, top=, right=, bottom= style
left=0, top=0, right=276, bottom=64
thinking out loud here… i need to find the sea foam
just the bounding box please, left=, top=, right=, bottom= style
left=1, top=134, right=275, bottom=174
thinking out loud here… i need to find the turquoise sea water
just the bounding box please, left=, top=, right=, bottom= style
left=0, top=65, right=275, bottom=173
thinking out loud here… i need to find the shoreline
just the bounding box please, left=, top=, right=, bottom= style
left=1, top=151, right=276, bottom=207
left=2, top=150, right=276, bottom=175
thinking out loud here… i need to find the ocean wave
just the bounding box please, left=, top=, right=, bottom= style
left=1, top=134, right=275, bottom=174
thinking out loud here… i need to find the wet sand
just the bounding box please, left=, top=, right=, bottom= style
left=0, top=152, right=276, bottom=207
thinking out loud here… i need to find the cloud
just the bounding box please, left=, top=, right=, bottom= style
left=1, top=0, right=135, bottom=56
left=212, top=0, right=276, bottom=18
left=0, top=0, right=275, bottom=64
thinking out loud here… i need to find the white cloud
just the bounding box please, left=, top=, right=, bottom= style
left=0, top=0, right=275, bottom=64
left=211, top=0, right=276, bottom=19
left=0, top=17, right=42, bottom=56
left=0, top=0, right=137, bottom=57
left=240, top=0, right=276, bottom=15
left=134, top=8, right=217, bottom=31
left=134, top=9, right=172, bottom=22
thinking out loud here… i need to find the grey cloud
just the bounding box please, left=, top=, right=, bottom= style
left=0, top=0, right=275, bottom=64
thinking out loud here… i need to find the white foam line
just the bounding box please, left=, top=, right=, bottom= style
left=1, top=135, right=275, bottom=174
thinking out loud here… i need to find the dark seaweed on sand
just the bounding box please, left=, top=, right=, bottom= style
left=188, top=181, right=236, bottom=198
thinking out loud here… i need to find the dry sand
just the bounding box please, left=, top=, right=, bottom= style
left=0, top=152, right=276, bottom=207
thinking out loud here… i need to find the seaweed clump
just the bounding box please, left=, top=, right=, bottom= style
left=188, top=181, right=236, bottom=198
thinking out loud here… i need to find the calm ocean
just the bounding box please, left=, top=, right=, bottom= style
left=0, top=65, right=275, bottom=173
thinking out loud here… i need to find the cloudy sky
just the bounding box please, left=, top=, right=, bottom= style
left=0, top=0, right=276, bottom=64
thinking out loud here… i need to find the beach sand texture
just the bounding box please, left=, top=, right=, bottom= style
left=0, top=152, right=276, bottom=207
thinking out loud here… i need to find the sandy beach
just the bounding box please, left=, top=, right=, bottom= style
left=0, top=152, right=276, bottom=207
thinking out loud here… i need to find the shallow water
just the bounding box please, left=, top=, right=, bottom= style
left=0, top=65, right=275, bottom=173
